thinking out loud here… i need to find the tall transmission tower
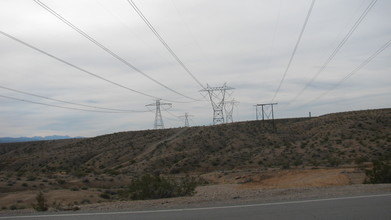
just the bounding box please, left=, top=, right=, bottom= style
left=180, top=112, right=194, bottom=127
left=200, top=83, right=234, bottom=125
left=224, top=99, right=239, bottom=123
left=255, top=103, right=277, bottom=130
left=146, top=100, right=172, bottom=129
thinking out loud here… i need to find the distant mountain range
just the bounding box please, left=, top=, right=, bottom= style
left=0, top=135, right=83, bottom=143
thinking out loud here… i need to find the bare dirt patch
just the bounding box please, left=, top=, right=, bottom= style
left=239, top=168, right=355, bottom=189
left=200, top=167, right=365, bottom=189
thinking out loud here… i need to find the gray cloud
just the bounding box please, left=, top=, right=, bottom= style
left=0, top=0, right=390, bottom=137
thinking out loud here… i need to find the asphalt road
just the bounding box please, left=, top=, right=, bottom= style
left=2, top=194, right=391, bottom=220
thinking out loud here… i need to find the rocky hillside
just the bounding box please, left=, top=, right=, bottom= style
left=0, top=108, right=390, bottom=177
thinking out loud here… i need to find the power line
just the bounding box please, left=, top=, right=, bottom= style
left=0, top=30, right=157, bottom=99
left=127, top=0, right=205, bottom=90
left=163, top=108, right=181, bottom=120
left=0, top=85, right=148, bottom=112
left=290, top=0, right=378, bottom=103
left=0, top=94, right=139, bottom=113
left=0, top=30, right=192, bottom=104
left=263, top=0, right=282, bottom=74
left=271, top=0, right=315, bottom=102
left=308, top=39, right=391, bottom=104
left=34, top=0, right=200, bottom=101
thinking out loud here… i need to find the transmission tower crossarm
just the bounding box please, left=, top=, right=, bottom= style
left=255, top=103, right=278, bottom=106
left=199, top=83, right=234, bottom=92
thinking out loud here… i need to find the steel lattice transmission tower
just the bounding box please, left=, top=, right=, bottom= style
left=146, top=100, right=172, bottom=129
left=200, top=83, right=234, bottom=125
left=224, top=99, right=239, bottom=123
left=180, top=112, right=194, bottom=127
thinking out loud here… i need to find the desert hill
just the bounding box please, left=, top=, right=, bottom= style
left=1, top=108, right=390, bottom=177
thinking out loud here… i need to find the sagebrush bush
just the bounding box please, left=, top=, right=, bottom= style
left=32, top=191, right=48, bottom=211
left=120, top=175, right=197, bottom=200
left=364, top=160, right=391, bottom=184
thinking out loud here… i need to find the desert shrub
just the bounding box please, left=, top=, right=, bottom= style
left=99, top=192, right=111, bottom=199
left=120, top=175, right=197, bottom=200
left=9, top=205, right=18, bottom=210
left=281, top=161, right=290, bottom=169
left=293, top=159, right=303, bottom=167
left=364, top=160, right=391, bottom=184
left=26, top=175, right=36, bottom=181
left=327, top=157, right=341, bottom=167
left=355, top=156, right=368, bottom=165
left=72, top=170, right=86, bottom=178
left=52, top=201, right=80, bottom=211
left=56, top=179, right=66, bottom=185
left=32, top=191, right=48, bottom=212
left=80, top=199, right=91, bottom=204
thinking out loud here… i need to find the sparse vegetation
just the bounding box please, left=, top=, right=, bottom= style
left=0, top=108, right=390, bottom=208
left=99, top=192, right=111, bottom=200
left=120, top=175, right=197, bottom=200
left=364, top=160, right=391, bottom=184
left=32, top=191, right=48, bottom=212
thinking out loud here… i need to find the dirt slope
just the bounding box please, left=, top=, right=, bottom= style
left=0, top=108, right=390, bottom=177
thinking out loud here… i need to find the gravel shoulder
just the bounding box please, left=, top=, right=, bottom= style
left=80, top=183, right=391, bottom=211
left=1, top=183, right=390, bottom=216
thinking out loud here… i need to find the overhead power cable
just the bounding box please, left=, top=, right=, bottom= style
left=271, top=0, right=315, bottom=102
left=34, top=0, right=199, bottom=101
left=308, top=39, right=391, bottom=104
left=0, top=30, right=192, bottom=104
left=162, top=107, right=182, bottom=120
left=290, top=0, right=378, bottom=102
left=0, top=85, right=148, bottom=112
left=0, top=94, right=140, bottom=113
left=0, top=30, right=157, bottom=99
left=126, top=0, right=206, bottom=90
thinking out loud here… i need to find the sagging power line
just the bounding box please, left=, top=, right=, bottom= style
left=126, top=0, right=205, bottom=90
left=271, top=0, right=315, bottom=102
left=0, top=85, right=148, bottom=113
left=0, top=94, right=139, bottom=113
left=0, top=30, right=156, bottom=100
left=0, top=30, right=191, bottom=104
left=289, top=0, right=378, bottom=103
left=34, top=0, right=200, bottom=102
left=307, top=38, right=391, bottom=104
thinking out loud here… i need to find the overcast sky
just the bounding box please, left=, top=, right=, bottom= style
left=0, top=0, right=390, bottom=137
